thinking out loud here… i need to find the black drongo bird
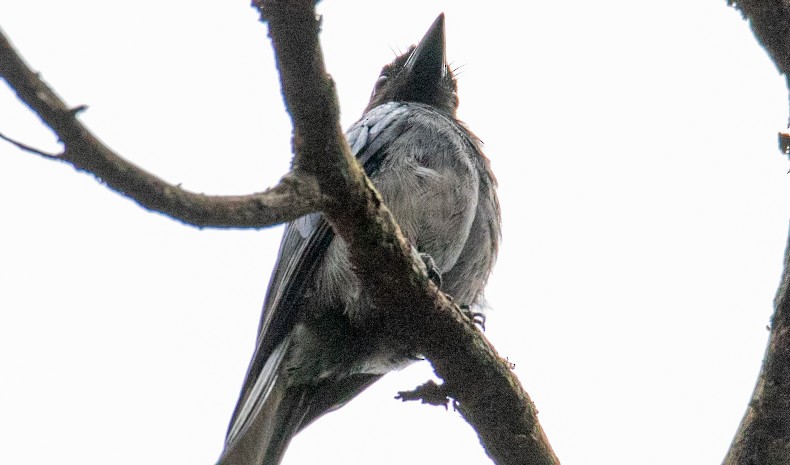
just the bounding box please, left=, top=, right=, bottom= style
left=217, top=14, right=500, bottom=465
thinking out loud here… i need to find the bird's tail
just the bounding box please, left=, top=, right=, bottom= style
left=217, top=338, right=311, bottom=465
left=219, top=384, right=312, bottom=465
left=216, top=335, right=384, bottom=465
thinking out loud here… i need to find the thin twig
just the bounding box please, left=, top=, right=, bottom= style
left=0, top=28, right=322, bottom=229
left=0, top=132, right=62, bottom=159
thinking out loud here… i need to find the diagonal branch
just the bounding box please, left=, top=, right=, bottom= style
left=728, top=1, right=790, bottom=77
left=256, top=1, right=560, bottom=464
left=0, top=27, right=321, bottom=228
left=724, top=2, right=790, bottom=464
left=727, top=0, right=790, bottom=118
left=723, top=226, right=790, bottom=465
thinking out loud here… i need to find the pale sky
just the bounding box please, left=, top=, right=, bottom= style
left=1, top=2, right=789, bottom=465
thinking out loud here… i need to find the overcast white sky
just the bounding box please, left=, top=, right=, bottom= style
left=1, top=1, right=789, bottom=465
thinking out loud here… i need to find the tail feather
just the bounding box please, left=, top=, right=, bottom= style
left=217, top=334, right=384, bottom=465
left=218, top=376, right=312, bottom=465
left=218, top=336, right=308, bottom=465
left=296, top=373, right=382, bottom=432
left=225, top=337, right=290, bottom=444
left=223, top=388, right=310, bottom=465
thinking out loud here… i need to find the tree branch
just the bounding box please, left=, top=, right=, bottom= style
left=256, top=1, right=560, bottom=464
left=724, top=2, right=790, bottom=464
left=0, top=27, right=321, bottom=228
left=728, top=0, right=790, bottom=76
left=727, top=0, right=790, bottom=118
left=723, top=226, right=790, bottom=465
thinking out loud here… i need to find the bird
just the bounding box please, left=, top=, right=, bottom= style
left=216, top=13, right=500, bottom=465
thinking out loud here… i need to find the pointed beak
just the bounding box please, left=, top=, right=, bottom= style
left=404, top=13, right=447, bottom=87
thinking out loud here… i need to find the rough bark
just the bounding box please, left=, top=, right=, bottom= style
left=723, top=231, right=790, bottom=465
left=728, top=0, right=790, bottom=117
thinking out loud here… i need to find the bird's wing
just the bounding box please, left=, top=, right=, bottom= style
left=224, top=102, right=411, bottom=444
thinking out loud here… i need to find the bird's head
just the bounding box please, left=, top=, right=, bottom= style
left=365, top=14, right=458, bottom=116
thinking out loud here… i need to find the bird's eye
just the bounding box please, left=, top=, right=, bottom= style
left=371, top=74, right=388, bottom=97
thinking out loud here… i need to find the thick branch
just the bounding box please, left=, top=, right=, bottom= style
left=257, top=2, right=560, bottom=464
left=729, top=1, right=790, bottom=76
left=0, top=28, right=321, bottom=228
left=723, top=226, right=790, bottom=465
left=728, top=1, right=790, bottom=117
left=723, top=3, right=790, bottom=464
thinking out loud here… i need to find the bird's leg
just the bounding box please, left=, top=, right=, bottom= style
left=418, top=252, right=443, bottom=289
left=416, top=250, right=484, bottom=330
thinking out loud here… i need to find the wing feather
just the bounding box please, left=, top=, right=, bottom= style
left=225, top=103, right=411, bottom=442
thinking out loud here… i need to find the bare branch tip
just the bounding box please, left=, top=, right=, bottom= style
left=69, top=104, right=89, bottom=116
left=0, top=132, right=62, bottom=159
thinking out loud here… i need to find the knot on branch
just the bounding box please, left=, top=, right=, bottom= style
left=396, top=380, right=454, bottom=410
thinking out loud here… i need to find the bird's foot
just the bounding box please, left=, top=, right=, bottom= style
left=459, top=304, right=486, bottom=331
